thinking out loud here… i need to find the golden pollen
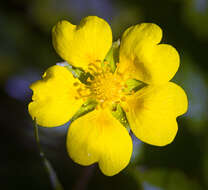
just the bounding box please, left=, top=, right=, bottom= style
left=90, top=68, right=125, bottom=108
left=73, top=63, right=126, bottom=108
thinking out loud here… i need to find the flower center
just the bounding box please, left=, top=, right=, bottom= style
left=74, top=63, right=126, bottom=108
left=91, top=69, right=125, bottom=106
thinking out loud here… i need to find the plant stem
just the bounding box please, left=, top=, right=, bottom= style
left=33, top=119, right=64, bottom=190
left=72, top=164, right=95, bottom=190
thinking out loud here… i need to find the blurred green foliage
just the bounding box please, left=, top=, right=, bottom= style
left=1, top=0, right=208, bottom=190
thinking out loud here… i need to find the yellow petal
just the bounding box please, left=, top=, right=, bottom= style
left=66, top=108, right=133, bottom=176
left=52, top=16, right=112, bottom=69
left=28, top=65, right=83, bottom=127
left=119, top=23, right=180, bottom=84
left=124, top=82, right=188, bottom=146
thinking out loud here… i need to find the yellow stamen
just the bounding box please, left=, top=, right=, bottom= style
left=73, top=62, right=127, bottom=109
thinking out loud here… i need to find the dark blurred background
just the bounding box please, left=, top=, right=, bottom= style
left=1, top=0, right=208, bottom=189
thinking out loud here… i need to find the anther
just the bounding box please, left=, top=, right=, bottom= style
left=125, top=108, right=129, bottom=112
left=75, top=96, right=79, bottom=100
left=131, top=90, right=135, bottom=95
left=112, top=106, right=117, bottom=112
left=88, top=67, right=97, bottom=74
left=121, top=97, right=126, bottom=102
left=73, top=82, right=79, bottom=86
left=88, top=63, right=100, bottom=71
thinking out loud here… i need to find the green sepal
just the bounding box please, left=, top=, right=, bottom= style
left=64, top=63, right=93, bottom=85
left=124, top=79, right=147, bottom=94
left=102, top=39, right=120, bottom=72
left=111, top=103, right=130, bottom=130
left=71, top=99, right=98, bottom=122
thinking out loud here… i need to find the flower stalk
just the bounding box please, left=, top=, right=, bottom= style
left=33, top=119, right=64, bottom=190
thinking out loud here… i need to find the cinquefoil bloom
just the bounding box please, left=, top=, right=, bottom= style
left=28, top=16, right=188, bottom=176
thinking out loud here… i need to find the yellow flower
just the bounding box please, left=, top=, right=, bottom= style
left=28, top=16, right=188, bottom=176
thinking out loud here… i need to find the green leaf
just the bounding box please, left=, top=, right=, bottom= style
left=103, top=39, right=120, bottom=72
left=111, top=103, right=130, bottom=130
left=71, top=99, right=98, bottom=122
left=139, top=168, right=202, bottom=190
